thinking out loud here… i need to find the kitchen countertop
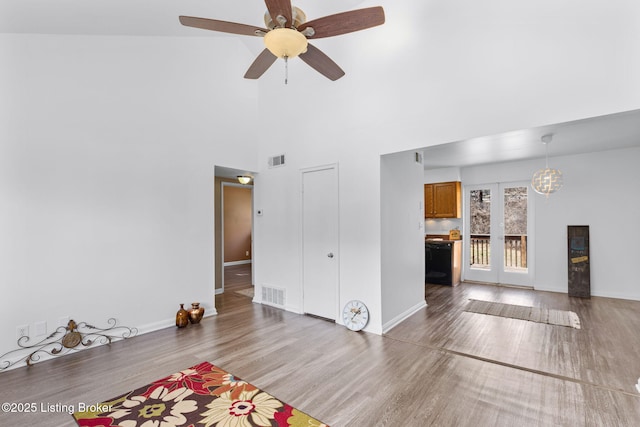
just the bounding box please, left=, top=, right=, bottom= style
left=425, top=233, right=462, bottom=241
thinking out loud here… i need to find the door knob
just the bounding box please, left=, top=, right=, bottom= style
left=327, top=253, right=334, bottom=258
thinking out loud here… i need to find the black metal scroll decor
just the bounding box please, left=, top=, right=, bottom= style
left=0, top=318, right=137, bottom=371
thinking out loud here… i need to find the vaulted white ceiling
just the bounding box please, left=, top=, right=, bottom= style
left=0, top=0, right=369, bottom=36
left=4, top=0, right=639, bottom=169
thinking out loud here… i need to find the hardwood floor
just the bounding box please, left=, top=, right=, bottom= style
left=216, top=263, right=254, bottom=313
left=222, top=263, right=253, bottom=291
left=1, top=279, right=640, bottom=426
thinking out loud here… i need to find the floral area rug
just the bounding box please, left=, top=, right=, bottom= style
left=72, top=361, right=328, bottom=427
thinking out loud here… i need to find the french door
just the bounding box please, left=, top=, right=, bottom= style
left=463, top=181, right=533, bottom=287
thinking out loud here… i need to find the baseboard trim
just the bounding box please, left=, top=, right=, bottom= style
left=382, top=300, right=427, bottom=334
left=224, top=260, right=252, bottom=266
left=1, top=311, right=218, bottom=372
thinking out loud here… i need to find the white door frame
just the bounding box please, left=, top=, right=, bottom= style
left=300, top=163, right=340, bottom=321
left=463, top=181, right=534, bottom=286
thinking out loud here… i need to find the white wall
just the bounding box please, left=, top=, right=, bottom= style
left=381, top=151, right=426, bottom=332
left=425, top=168, right=462, bottom=184
left=251, top=131, right=386, bottom=332
left=252, top=0, right=640, bottom=331
left=0, top=33, right=260, bottom=366
left=461, top=146, right=640, bottom=299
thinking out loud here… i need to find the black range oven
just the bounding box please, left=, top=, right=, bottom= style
left=425, top=241, right=454, bottom=285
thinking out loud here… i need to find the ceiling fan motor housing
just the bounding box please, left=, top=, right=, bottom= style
left=264, top=6, right=307, bottom=29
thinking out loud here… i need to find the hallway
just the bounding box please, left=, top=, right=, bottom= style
left=216, top=263, right=253, bottom=313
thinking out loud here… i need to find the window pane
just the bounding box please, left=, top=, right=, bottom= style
left=503, top=186, right=527, bottom=270
left=470, top=189, right=491, bottom=234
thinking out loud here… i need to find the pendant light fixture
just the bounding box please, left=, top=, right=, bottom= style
left=531, top=134, right=563, bottom=196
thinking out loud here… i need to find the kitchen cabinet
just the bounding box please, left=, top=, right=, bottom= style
left=424, top=181, right=461, bottom=218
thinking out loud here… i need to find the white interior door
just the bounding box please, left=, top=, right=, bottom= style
left=302, top=165, right=339, bottom=320
left=464, top=181, right=532, bottom=286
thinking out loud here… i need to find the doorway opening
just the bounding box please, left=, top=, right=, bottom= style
left=463, top=181, right=534, bottom=287
left=214, top=166, right=256, bottom=313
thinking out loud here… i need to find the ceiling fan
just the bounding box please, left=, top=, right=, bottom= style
left=179, top=1, right=385, bottom=81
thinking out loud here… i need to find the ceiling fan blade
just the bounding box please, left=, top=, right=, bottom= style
left=299, top=44, right=345, bottom=81
left=179, top=16, right=267, bottom=37
left=244, top=49, right=278, bottom=79
left=298, top=6, right=385, bottom=39
left=264, top=0, right=293, bottom=27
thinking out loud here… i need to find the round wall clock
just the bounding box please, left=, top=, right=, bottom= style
left=342, top=300, right=369, bottom=331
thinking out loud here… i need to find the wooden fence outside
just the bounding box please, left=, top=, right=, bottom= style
left=470, top=234, right=527, bottom=269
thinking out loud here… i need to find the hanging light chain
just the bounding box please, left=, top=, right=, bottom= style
left=284, top=55, right=288, bottom=85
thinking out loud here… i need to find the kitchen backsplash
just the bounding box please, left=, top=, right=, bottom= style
left=424, top=218, right=462, bottom=236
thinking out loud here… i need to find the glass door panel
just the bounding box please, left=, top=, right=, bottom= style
left=465, top=185, right=497, bottom=283
left=500, top=185, right=531, bottom=286
left=470, top=188, right=491, bottom=269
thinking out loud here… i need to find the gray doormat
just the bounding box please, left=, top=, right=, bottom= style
left=465, top=299, right=581, bottom=329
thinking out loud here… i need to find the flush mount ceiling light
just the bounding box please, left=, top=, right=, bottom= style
left=531, top=134, right=563, bottom=197
left=237, top=176, right=252, bottom=185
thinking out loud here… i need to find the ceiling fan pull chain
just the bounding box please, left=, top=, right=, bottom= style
left=285, top=55, right=288, bottom=85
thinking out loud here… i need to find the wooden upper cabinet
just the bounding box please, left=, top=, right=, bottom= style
left=425, top=181, right=461, bottom=218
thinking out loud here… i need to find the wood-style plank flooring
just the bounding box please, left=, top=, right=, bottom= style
left=1, top=270, right=640, bottom=426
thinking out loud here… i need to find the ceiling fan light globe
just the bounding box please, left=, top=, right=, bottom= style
left=264, top=28, right=308, bottom=59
